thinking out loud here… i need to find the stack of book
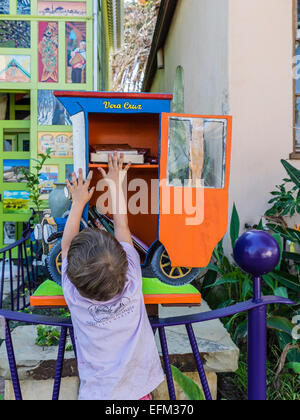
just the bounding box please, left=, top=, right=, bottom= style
left=90, top=144, right=150, bottom=164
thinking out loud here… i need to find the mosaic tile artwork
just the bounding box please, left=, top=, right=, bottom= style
left=0, top=0, right=9, bottom=14
left=0, top=21, right=31, bottom=48
left=17, top=0, right=31, bottom=15
left=0, top=55, right=31, bottom=83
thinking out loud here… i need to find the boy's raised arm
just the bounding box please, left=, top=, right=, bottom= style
left=62, top=169, right=95, bottom=260
left=98, top=153, right=133, bottom=246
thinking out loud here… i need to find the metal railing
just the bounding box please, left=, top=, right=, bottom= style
left=0, top=214, right=39, bottom=311
left=0, top=230, right=294, bottom=400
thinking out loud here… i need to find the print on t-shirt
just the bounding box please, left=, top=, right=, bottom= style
left=88, top=297, right=133, bottom=325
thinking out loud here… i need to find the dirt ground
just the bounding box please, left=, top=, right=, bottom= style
left=217, top=373, right=246, bottom=401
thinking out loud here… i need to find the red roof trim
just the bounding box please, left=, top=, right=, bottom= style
left=53, top=91, right=173, bottom=101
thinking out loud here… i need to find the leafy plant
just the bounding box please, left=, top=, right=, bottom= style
left=35, top=324, right=73, bottom=351
left=202, top=204, right=300, bottom=346
left=266, top=182, right=300, bottom=218
left=21, top=148, right=52, bottom=215
left=266, top=160, right=300, bottom=218
left=35, top=325, right=60, bottom=347
left=171, top=365, right=205, bottom=400
left=281, top=159, right=300, bottom=188
left=231, top=355, right=300, bottom=401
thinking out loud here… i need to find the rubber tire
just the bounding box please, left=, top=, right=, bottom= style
left=46, top=240, right=63, bottom=286
left=150, top=244, right=202, bottom=286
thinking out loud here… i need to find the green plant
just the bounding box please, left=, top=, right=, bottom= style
left=35, top=325, right=60, bottom=347
left=266, top=159, right=300, bottom=218
left=35, top=325, right=73, bottom=351
left=171, top=365, right=205, bottom=400
left=21, top=148, right=52, bottom=215
left=202, top=203, right=300, bottom=345
left=65, top=343, right=73, bottom=352
left=231, top=356, right=300, bottom=401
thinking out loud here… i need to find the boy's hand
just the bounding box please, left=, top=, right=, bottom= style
left=97, top=153, right=133, bottom=246
left=98, top=152, right=131, bottom=187
left=66, top=169, right=95, bottom=208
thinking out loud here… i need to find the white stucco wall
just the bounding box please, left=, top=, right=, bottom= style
left=151, top=0, right=229, bottom=115
left=228, top=0, right=299, bottom=230
left=150, top=0, right=300, bottom=252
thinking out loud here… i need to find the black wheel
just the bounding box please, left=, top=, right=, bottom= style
left=150, top=244, right=202, bottom=286
left=46, top=240, right=63, bottom=286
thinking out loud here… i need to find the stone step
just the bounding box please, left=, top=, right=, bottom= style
left=155, top=301, right=239, bottom=373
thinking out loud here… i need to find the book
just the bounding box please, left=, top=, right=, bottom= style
left=91, top=144, right=136, bottom=154
left=90, top=144, right=150, bottom=164
left=90, top=152, right=145, bottom=164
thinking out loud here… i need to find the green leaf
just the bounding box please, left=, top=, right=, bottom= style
left=225, top=313, right=245, bottom=332
left=171, top=365, right=205, bottom=400
left=230, top=204, right=240, bottom=250
left=202, top=269, right=218, bottom=289
left=257, top=219, right=264, bottom=230
left=281, top=160, right=300, bottom=188
left=204, top=263, right=222, bottom=274
left=203, top=277, right=238, bottom=289
left=272, top=233, right=283, bottom=270
left=283, top=251, right=300, bottom=265
left=233, top=319, right=248, bottom=343
left=262, top=274, right=276, bottom=294
left=285, top=362, right=300, bottom=374
left=268, top=225, right=300, bottom=244
left=267, top=316, right=294, bottom=336
left=270, top=271, right=300, bottom=293
left=242, top=279, right=252, bottom=300
left=274, top=287, right=289, bottom=299
left=217, top=299, right=235, bottom=309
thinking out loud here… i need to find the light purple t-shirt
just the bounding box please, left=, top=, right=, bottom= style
left=62, top=242, right=164, bottom=400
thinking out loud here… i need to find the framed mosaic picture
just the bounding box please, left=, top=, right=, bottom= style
left=38, top=90, right=71, bottom=125
left=3, top=159, right=30, bottom=183
left=65, top=164, right=74, bottom=180
left=3, top=222, right=16, bottom=245
left=38, top=22, right=59, bottom=83
left=38, top=132, right=73, bottom=158
left=3, top=191, right=30, bottom=214
left=38, top=165, right=58, bottom=200
left=0, top=0, right=9, bottom=14
left=17, top=0, right=31, bottom=15
left=0, top=21, right=31, bottom=48
left=66, top=22, right=86, bottom=84
left=0, top=55, right=31, bottom=83
left=38, top=1, right=86, bottom=16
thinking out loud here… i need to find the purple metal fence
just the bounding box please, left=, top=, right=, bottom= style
left=0, top=214, right=38, bottom=311
left=0, top=230, right=294, bottom=401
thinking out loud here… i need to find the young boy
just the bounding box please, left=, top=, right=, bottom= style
left=61, top=153, right=164, bottom=400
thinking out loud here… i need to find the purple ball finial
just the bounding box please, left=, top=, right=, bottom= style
left=234, top=230, right=280, bottom=277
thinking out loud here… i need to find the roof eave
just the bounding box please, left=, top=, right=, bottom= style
left=142, top=0, right=178, bottom=92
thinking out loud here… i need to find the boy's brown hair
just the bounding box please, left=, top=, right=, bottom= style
left=66, top=228, right=128, bottom=302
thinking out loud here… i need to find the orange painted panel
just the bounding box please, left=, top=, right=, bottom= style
left=30, top=295, right=67, bottom=307
left=30, top=293, right=201, bottom=307
left=159, top=113, right=232, bottom=268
